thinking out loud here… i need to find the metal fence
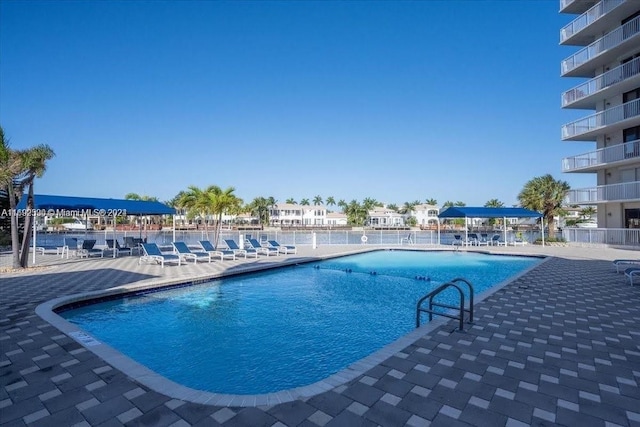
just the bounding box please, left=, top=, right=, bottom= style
left=19, top=228, right=544, bottom=249
left=562, top=227, right=640, bottom=247
left=6, top=228, right=636, bottom=269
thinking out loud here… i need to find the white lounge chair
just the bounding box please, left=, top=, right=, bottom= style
left=246, top=238, right=278, bottom=256
left=78, top=239, right=104, bottom=258
left=224, top=239, right=257, bottom=258
left=106, top=239, right=132, bottom=257
left=613, top=259, right=640, bottom=273
left=139, top=243, right=181, bottom=267
left=172, top=241, right=212, bottom=264
left=624, top=267, right=640, bottom=285
left=199, top=240, right=236, bottom=260
left=268, top=240, right=297, bottom=254
left=401, top=233, right=413, bottom=245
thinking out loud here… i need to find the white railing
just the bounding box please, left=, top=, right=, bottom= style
left=14, top=229, right=545, bottom=250
left=566, top=181, right=640, bottom=203
left=561, top=97, right=640, bottom=139
left=563, top=227, right=640, bottom=246
left=560, top=0, right=625, bottom=43
left=562, top=14, right=640, bottom=75
left=562, top=138, right=640, bottom=171
left=562, top=56, right=640, bottom=107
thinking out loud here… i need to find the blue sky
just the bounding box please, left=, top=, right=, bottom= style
left=1, top=0, right=594, bottom=208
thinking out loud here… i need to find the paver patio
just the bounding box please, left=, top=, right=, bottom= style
left=1, top=245, right=639, bottom=426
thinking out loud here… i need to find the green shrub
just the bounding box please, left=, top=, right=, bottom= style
left=535, top=236, right=566, bottom=243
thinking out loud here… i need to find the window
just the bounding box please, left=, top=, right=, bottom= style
left=625, top=209, right=640, bottom=229
left=624, top=126, right=640, bottom=158
left=623, top=88, right=640, bottom=119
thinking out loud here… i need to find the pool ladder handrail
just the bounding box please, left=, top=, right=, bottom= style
left=415, top=277, right=474, bottom=331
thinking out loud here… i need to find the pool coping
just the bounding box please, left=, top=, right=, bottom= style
left=35, top=248, right=549, bottom=408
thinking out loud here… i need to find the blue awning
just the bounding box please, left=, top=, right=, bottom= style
left=438, top=207, right=542, bottom=218
left=16, top=194, right=175, bottom=216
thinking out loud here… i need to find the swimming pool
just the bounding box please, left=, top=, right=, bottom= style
left=59, top=250, right=541, bottom=396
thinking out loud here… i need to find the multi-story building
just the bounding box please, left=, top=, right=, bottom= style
left=412, top=204, right=440, bottom=228
left=560, top=0, right=640, bottom=229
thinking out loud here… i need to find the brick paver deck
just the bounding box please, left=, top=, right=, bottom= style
left=1, top=245, right=639, bottom=426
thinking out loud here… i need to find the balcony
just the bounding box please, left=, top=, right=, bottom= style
left=560, top=0, right=626, bottom=45
left=562, top=138, right=640, bottom=172
left=562, top=57, right=640, bottom=108
left=561, top=98, right=640, bottom=140
left=566, top=181, right=640, bottom=203
left=561, top=14, right=640, bottom=77
left=560, top=0, right=598, bottom=14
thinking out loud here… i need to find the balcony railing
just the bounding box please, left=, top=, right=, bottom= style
left=562, top=138, right=640, bottom=171
left=566, top=181, right=640, bottom=203
left=560, top=0, right=624, bottom=43
left=562, top=56, right=640, bottom=107
left=562, top=97, right=640, bottom=139
left=562, top=14, right=640, bottom=75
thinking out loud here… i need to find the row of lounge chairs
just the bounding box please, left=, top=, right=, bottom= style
left=451, top=233, right=529, bottom=247
left=139, top=239, right=298, bottom=268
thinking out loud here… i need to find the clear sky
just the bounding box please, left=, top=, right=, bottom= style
left=0, top=0, right=595, bottom=208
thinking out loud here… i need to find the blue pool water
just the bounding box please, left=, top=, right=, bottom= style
left=61, top=251, right=541, bottom=395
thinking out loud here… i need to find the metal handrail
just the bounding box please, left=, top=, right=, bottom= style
left=415, top=277, right=474, bottom=331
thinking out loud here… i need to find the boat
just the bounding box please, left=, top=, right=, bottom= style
left=62, top=218, right=94, bottom=231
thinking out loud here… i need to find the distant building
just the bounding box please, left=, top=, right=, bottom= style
left=367, top=207, right=405, bottom=227
left=326, top=212, right=348, bottom=226
left=411, top=204, right=440, bottom=227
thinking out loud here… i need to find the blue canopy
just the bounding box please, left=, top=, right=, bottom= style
left=17, top=194, right=175, bottom=216
left=438, top=207, right=542, bottom=218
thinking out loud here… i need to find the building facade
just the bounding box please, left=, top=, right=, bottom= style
left=560, top=0, right=640, bottom=229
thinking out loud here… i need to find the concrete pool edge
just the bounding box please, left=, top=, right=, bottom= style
left=35, top=248, right=549, bottom=408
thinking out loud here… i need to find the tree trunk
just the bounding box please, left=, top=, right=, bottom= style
left=7, top=185, right=21, bottom=269
left=547, top=215, right=556, bottom=239
left=213, top=214, right=223, bottom=250
left=19, top=184, right=34, bottom=267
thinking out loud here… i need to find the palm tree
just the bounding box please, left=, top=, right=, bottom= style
left=0, top=127, right=55, bottom=269
left=18, top=144, right=55, bottom=267
left=362, top=197, right=379, bottom=210
left=313, top=195, right=323, bottom=206
left=209, top=186, right=243, bottom=246
left=345, top=200, right=366, bottom=226
left=178, top=185, right=242, bottom=246
left=337, top=199, right=347, bottom=212
left=247, top=196, right=273, bottom=227
left=326, top=196, right=336, bottom=207
left=484, top=199, right=504, bottom=208
left=300, top=198, right=310, bottom=205
left=386, top=203, right=399, bottom=212
left=285, top=198, right=296, bottom=204
left=518, top=174, right=570, bottom=239
left=177, top=186, right=214, bottom=239
left=425, top=198, right=438, bottom=205
left=1, top=128, right=25, bottom=269
left=579, top=206, right=596, bottom=220
left=125, top=193, right=159, bottom=202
